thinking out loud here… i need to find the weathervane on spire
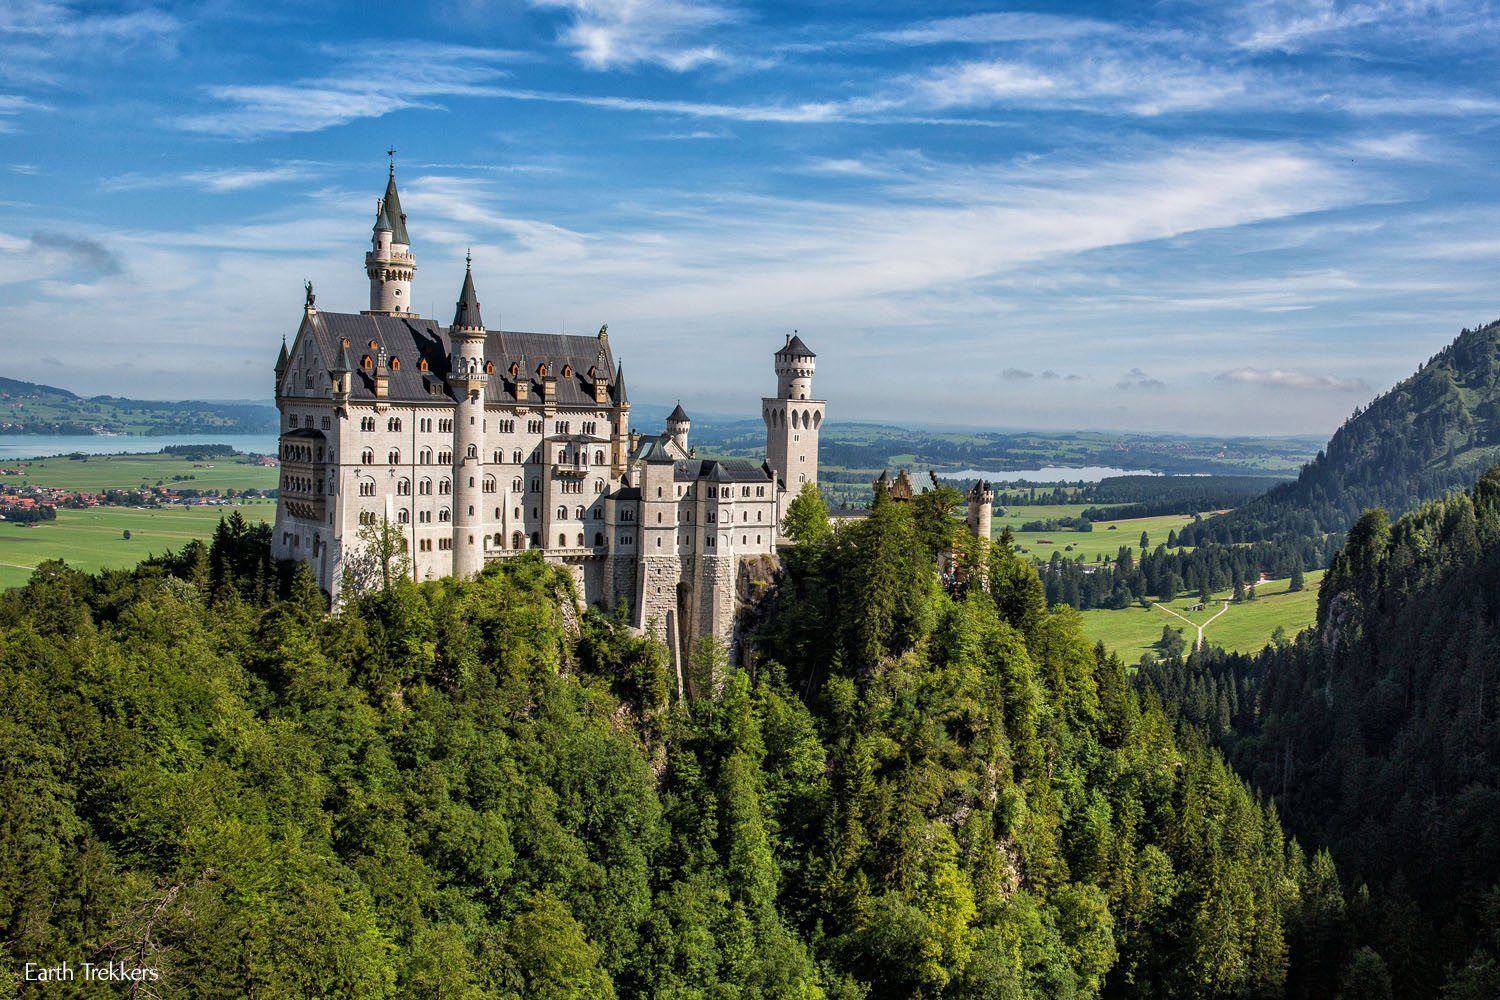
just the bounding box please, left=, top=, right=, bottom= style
left=387, top=147, right=396, bottom=174
left=466, top=247, right=472, bottom=268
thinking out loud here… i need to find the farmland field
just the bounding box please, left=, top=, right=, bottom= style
left=1078, top=569, right=1325, bottom=663
left=1003, top=509, right=1202, bottom=560
left=0, top=503, right=274, bottom=589
left=0, top=451, right=278, bottom=492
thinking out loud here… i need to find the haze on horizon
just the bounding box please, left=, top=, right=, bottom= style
left=1, top=0, right=1498, bottom=436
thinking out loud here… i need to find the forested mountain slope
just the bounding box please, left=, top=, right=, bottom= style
left=1140, top=470, right=1500, bottom=998
left=0, top=501, right=1340, bottom=997
left=1179, top=318, right=1500, bottom=553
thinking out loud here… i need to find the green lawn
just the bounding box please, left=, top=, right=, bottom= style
left=0, top=452, right=278, bottom=493
left=0, top=502, right=274, bottom=589
left=1007, top=511, right=1201, bottom=560
left=1078, top=569, right=1325, bottom=663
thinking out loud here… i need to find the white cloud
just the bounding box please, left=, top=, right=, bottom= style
left=530, top=0, right=738, bottom=71
left=871, top=11, right=1118, bottom=46
left=1230, top=0, right=1500, bottom=53
left=1118, top=367, right=1168, bottom=390
left=1217, top=366, right=1370, bottom=390
left=102, top=163, right=324, bottom=194
left=0, top=1, right=178, bottom=86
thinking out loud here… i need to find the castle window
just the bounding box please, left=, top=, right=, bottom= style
left=757, top=510, right=763, bottom=521
left=656, top=487, right=663, bottom=498
left=594, top=532, right=604, bottom=546
left=439, top=507, right=450, bottom=522
left=492, top=450, right=502, bottom=464
left=439, top=478, right=451, bottom=495
left=397, top=508, right=409, bottom=524
left=420, top=448, right=432, bottom=464
left=593, top=508, right=602, bottom=519
left=419, top=358, right=429, bottom=372
left=388, top=449, right=400, bottom=464
left=741, top=487, right=750, bottom=497
left=368, top=340, right=378, bottom=349
left=390, top=357, right=401, bottom=371
left=439, top=419, right=453, bottom=433
left=657, top=512, right=663, bottom=523
left=594, top=479, right=603, bottom=494
left=562, top=364, right=573, bottom=378
left=557, top=448, right=567, bottom=463
left=594, top=450, right=604, bottom=465
left=513, top=531, right=525, bottom=549
left=559, top=533, right=567, bottom=547
left=707, top=512, right=715, bottom=523
left=508, top=449, right=519, bottom=464
left=388, top=417, right=401, bottom=432
left=484, top=361, right=494, bottom=374
left=575, top=506, right=584, bottom=519
left=397, top=478, right=411, bottom=496
left=288, top=414, right=298, bottom=428
left=557, top=505, right=567, bottom=519
left=419, top=478, right=432, bottom=495
left=360, top=449, right=374, bottom=465
left=500, top=419, right=515, bottom=433
left=358, top=481, right=375, bottom=497
left=467, top=444, right=478, bottom=459
left=512, top=477, right=523, bottom=492
left=622, top=509, right=634, bottom=522
left=362, top=355, right=373, bottom=370
left=483, top=476, right=496, bottom=493
left=438, top=451, right=452, bottom=464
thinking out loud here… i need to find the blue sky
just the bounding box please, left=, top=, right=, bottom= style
left=2, top=0, right=1499, bottom=435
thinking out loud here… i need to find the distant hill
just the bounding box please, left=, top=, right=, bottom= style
left=0, top=377, right=278, bottom=436
left=1180, top=317, right=1500, bottom=553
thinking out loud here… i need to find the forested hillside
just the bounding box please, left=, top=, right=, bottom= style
left=1139, top=471, right=1500, bottom=999
left=1179, top=318, right=1500, bottom=556
left=0, top=501, right=1341, bottom=996
left=0, top=375, right=277, bottom=435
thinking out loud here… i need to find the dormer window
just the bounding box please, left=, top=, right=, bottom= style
left=362, top=355, right=373, bottom=370
left=562, top=364, right=573, bottom=378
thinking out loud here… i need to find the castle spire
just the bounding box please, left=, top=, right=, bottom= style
left=366, top=158, right=416, bottom=315
left=452, top=253, right=483, bottom=331
left=383, top=162, right=409, bottom=245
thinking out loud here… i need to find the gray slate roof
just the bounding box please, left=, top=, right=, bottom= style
left=297, top=311, right=619, bottom=408
left=452, top=266, right=483, bottom=329
left=383, top=170, right=410, bottom=244
left=674, top=458, right=772, bottom=484
left=667, top=403, right=690, bottom=423
left=779, top=334, right=815, bottom=358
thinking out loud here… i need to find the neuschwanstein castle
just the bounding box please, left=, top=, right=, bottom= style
left=273, top=162, right=824, bottom=664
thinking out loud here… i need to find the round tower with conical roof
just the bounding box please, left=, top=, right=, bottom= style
left=448, top=254, right=489, bottom=577
left=667, top=403, right=691, bottom=453
left=365, top=160, right=416, bottom=315
left=763, top=333, right=825, bottom=508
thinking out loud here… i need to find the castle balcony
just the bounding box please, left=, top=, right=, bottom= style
left=282, top=496, right=326, bottom=522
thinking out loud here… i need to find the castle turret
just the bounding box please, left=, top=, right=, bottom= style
left=365, top=160, right=416, bottom=315
left=966, top=479, right=994, bottom=588
left=763, top=333, right=824, bottom=506
left=448, top=254, right=488, bottom=577
left=667, top=403, right=690, bottom=453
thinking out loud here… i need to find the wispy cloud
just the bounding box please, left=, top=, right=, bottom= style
left=176, top=44, right=518, bottom=138
left=30, top=231, right=121, bottom=276
left=530, top=0, right=740, bottom=71
left=0, top=1, right=179, bottom=86
left=1002, top=367, right=1035, bottom=380
left=1118, top=367, right=1168, bottom=390
left=102, top=162, right=324, bottom=194
left=1216, top=366, right=1369, bottom=391
left=872, top=11, right=1120, bottom=46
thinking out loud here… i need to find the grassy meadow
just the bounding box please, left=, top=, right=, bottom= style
left=1078, top=569, right=1325, bottom=663
left=0, top=452, right=278, bottom=493
left=0, top=502, right=274, bottom=590
left=996, top=504, right=1203, bottom=561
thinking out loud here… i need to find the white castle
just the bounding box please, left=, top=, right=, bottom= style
left=273, top=162, right=824, bottom=664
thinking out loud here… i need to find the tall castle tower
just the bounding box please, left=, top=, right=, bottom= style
left=763, top=334, right=823, bottom=500
left=449, top=254, right=488, bottom=576
left=365, top=160, right=416, bottom=315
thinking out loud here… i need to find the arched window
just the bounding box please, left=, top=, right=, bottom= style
left=575, top=506, right=585, bottom=519
left=467, top=444, right=477, bottom=459
left=439, top=507, right=451, bottom=522
left=419, top=478, right=432, bottom=495
left=483, top=476, right=496, bottom=493
left=492, top=450, right=502, bottom=464
left=419, top=358, right=429, bottom=372
left=388, top=449, right=400, bottom=464
left=387, top=417, right=401, bottom=432
left=512, top=449, right=522, bottom=464
left=531, top=532, right=540, bottom=547
left=622, top=509, right=634, bottom=522
left=557, top=505, right=567, bottom=519
left=559, top=533, right=567, bottom=547
left=420, top=448, right=432, bottom=464
left=397, top=508, right=410, bottom=523
left=514, top=531, right=525, bottom=549
left=557, top=449, right=567, bottom=463
left=594, top=450, right=604, bottom=465
left=594, top=532, right=604, bottom=546
left=656, top=487, right=663, bottom=498
left=397, top=478, right=411, bottom=496
left=512, top=477, right=523, bottom=492
left=594, top=479, right=604, bottom=494
left=577, top=533, right=585, bottom=546
left=439, top=478, right=451, bottom=495
left=360, top=449, right=374, bottom=465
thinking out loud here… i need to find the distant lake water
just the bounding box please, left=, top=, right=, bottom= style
left=0, top=433, right=280, bottom=460
left=938, top=467, right=1160, bottom=483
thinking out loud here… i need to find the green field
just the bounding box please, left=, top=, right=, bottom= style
left=1079, top=569, right=1325, bottom=663
left=1003, top=508, right=1201, bottom=560
left=0, top=452, right=278, bottom=492
left=0, top=503, right=274, bottom=589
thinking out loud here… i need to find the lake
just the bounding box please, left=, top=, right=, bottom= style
left=0, top=433, right=281, bottom=460
left=937, top=466, right=1160, bottom=483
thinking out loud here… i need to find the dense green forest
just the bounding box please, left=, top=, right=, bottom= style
left=1138, top=471, right=1500, bottom=998
left=0, top=499, right=1346, bottom=996
left=1178, top=318, right=1500, bottom=555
